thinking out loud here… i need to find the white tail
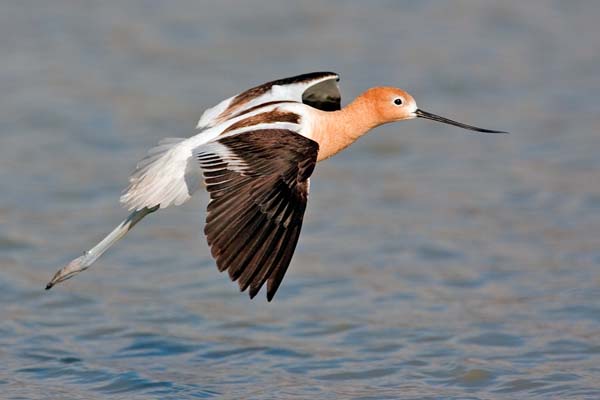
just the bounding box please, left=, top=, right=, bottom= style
left=120, top=138, right=201, bottom=211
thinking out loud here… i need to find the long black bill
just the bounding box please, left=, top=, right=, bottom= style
left=415, top=109, right=507, bottom=134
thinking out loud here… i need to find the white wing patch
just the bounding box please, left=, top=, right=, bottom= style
left=196, top=97, right=233, bottom=130
left=196, top=72, right=339, bottom=129
left=196, top=142, right=248, bottom=174
left=120, top=138, right=201, bottom=211
left=219, top=122, right=303, bottom=140
left=120, top=108, right=305, bottom=211
left=121, top=72, right=339, bottom=211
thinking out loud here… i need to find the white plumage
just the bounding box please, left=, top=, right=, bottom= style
left=120, top=75, right=339, bottom=211
left=46, top=71, right=504, bottom=300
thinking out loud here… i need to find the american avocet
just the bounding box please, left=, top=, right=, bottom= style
left=46, top=72, right=505, bottom=300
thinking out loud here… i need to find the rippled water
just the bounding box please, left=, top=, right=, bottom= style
left=2, top=1, right=600, bottom=398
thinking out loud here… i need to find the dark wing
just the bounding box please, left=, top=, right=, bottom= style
left=301, top=75, right=341, bottom=111
left=196, top=72, right=341, bottom=129
left=195, top=129, right=319, bottom=301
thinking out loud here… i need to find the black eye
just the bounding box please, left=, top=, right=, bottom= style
left=394, top=98, right=403, bottom=105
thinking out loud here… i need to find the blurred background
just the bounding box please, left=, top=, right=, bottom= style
left=1, top=1, right=599, bottom=398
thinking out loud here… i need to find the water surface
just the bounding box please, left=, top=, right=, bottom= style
left=1, top=1, right=599, bottom=398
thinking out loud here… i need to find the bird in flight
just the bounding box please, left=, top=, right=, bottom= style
left=46, top=72, right=505, bottom=301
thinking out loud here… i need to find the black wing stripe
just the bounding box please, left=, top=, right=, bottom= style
left=197, top=129, right=319, bottom=301
left=246, top=225, right=285, bottom=297
left=227, top=72, right=339, bottom=113
left=222, top=213, right=270, bottom=281
left=240, top=180, right=293, bottom=292
left=247, top=226, right=289, bottom=298
left=250, top=223, right=297, bottom=301
left=210, top=179, right=292, bottom=276
left=208, top=200, right=263, bottom=261
left=236, top=219, right=281, bottom=290
left=267, top=224, right=303, bottom=301
left=239, top=184, right=295, bottom=292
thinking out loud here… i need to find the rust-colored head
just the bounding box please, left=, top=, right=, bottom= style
left=361, top=87, right=418, bottom=125
left=359, top=86, right=506, bottom=133
left=314, top=86, right=505, bottom=161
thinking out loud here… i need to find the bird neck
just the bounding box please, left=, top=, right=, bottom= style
left=312, top=93, right=381, bottom=161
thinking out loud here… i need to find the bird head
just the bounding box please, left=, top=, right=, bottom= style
left=365, top=87, right=506, bottom=133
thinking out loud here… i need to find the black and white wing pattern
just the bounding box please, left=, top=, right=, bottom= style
left=197, top=72, right=341, bottom=129
left=195, top=129, right=319, bottom=301
left=121, top=72, right=339, bottom=212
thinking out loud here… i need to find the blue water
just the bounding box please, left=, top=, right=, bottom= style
left=1, top=1, right=600, bottom=398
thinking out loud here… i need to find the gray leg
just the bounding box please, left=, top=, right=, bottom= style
left=45, top=206, right=158, bottom=290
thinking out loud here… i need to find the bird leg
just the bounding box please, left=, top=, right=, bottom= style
left=45, top=206, right=159, bottom=290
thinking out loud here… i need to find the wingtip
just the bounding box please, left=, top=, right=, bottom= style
left=45, top=282, right=53, bottom=290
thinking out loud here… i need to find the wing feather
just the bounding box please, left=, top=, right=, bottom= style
left=120, top=137, right=201, bottom=211
left=121, top=72, right=337, bottom=212
left=197, top=72, right=340, bottom=129
left=196, top=129, right=318, bottom=301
